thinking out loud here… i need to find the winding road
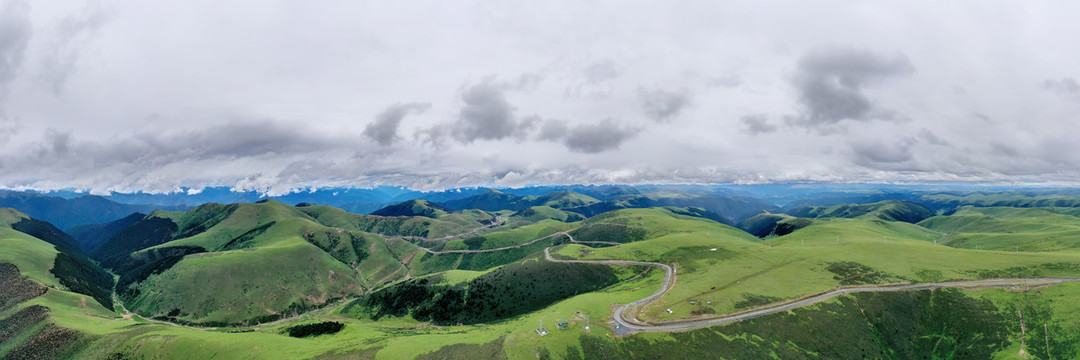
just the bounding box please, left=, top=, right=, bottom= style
left=542, top=246, right=1080, bottom=335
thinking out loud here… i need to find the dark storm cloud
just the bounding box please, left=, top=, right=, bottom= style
left=418, top=77, right=540, bottom=145
left=1044, top=77, right=1079, bottom=100
left=849, top=137, right=916, bottom=165
left=562, top=119, right=639, bottom=153
left=638, top=88, right=690, bottom=122
left=790, top=47, right=914, bottom=129
left=40, top=128, right=73, bottom=156
left=582, top=60, right=621, bottom=84
left=452, top=81, right=520, bottom=142
left=363, top=102, right=430, bottom=146
left=0, top=1, right=32, bottom=109
left=536, top=119, right=569, bottom=141
left=739, top=114, right=777, bottom=135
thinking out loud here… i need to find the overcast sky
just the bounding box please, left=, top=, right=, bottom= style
left=0, top=1, right=1078, bottom=194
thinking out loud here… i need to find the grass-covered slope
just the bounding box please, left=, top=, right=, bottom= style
left=0, top=211, right=114, bottom=309
left=0, top=218, right=121, bottom=360
left=302, top=203, right=495, bottom=239
left=113, top=200, right=368, bottom=326
left=551, top=208, right=1080, bottom=325
left=342, top=258, right=628, bottom=325
left=786, top=199, right=934, bottom=223
left=919, top=206, right=1080, bottom=251
left=372, top=199, right=451, bottom=218
left=565, top=191, right=773, bottom=224
left=917, top=192, right=1080, bottom=210
left=1, top=208, right=84, bottom=255
left=507, top=206, right=585, bottom=224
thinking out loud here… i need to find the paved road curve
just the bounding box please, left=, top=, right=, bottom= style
left=542, top=246, right=1080, bottom=335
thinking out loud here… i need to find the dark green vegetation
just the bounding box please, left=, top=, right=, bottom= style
left=415, top=337, right=507, bottom=360
left=559, top=290, right=1015, bottom=360
left=826, top=261, right=900, bottom=285
left=67, top=212, right=144, bottom=253
left=737, top=212, right=813, bottom=238
left=285, top=322, right=345, bottom=338
left=1, top=208, right=83, bottom=255
left=91, top=215, right=178, bottom=270
left=344, top=260, right=621, bottom=325
left=50, top=252, right=115, bottom=309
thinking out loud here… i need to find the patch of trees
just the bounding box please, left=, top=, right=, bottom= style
left=285, top=322, right=345, bottom=338
left=11, top=217, right=84, bottom=255
left=345, top=260, right=618, bottom=325
left=50, top=252, right=115, bottom=309
left=826, top=261, right=898, bottom=285
left=93, top=216, right=179, bottom=271
left=733, top=294, right=783, bottom=311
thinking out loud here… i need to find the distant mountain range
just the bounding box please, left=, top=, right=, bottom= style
left=0, top=191, right=187, bottom=230
left=8, top=184, right=1080, bottom=233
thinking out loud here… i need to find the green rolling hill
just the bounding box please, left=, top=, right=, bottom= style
left=919, top=206, right=1080, bottom=252
left=786, top=199, right=934, bottom=223
left=5, top=196, right=1080, bottom=359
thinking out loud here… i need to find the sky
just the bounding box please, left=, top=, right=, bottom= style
left=0, top=1, right=1078, bottom=195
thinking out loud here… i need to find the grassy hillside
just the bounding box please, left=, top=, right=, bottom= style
left=0, top=217, right=124, bottom=360
left=372, top=200, right=451, bottom=218
left=1, top=208, right=84, bottom=255
left=786, top=199, right=934, bottom=223
left=342, top=258, right=631, bottom=325
left=113, top=201, right=369, bottom=326
left=551, top=209, right=1080, bottom=324
left=4, top=199, right=1080, bottom=359
left=0, top=211, right=114, bottom=309
left=919, top=206, right=1080, bottom=251
left=565, top=191, right=773, bottom=224
left=917, top=192, right=1080, bottom=210
left=507, top=206, right=586, bottom=224
left=300, top=204, right=494, bottom=239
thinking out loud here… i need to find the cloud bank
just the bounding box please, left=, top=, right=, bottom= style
left=0, top=1, right=1078, bottom=194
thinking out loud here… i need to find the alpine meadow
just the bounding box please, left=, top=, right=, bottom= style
left=3, top=1, right=1080, bottom=359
